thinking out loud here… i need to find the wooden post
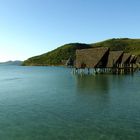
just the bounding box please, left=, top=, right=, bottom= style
left=88, top=68, right=90, bottom=75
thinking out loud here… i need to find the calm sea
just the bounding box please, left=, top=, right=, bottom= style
left=0, top=65, right=140, bottom=140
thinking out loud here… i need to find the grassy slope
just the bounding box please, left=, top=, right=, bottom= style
left=23, top=43, right=91, bottom=66
left=92, top=38, right=140, bottom=55
left=23, top=38, right=140, bottom=66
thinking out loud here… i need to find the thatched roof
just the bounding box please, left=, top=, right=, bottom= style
left=136, top=56, right=140, bottom=63
left=121, top=53, right=131, bottom=64
left=106, top=51, right=123, bottom=67
left=76, top=47, right=109, bottom=68
left=130, top=55, right=137, bottom=64
left=66, top=56, right=73, bottom=66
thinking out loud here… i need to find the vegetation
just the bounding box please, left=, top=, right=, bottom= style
left=91, top=38, right=140, bottom=55
left=23, top=38, right=140, bottom=66
left=23, top=43, right=91, bottom=66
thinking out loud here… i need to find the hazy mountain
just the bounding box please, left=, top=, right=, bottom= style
left=0, top=60, right=23, bottom=66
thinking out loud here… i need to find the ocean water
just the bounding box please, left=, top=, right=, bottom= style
left=0, top=65, right=140, bottom=140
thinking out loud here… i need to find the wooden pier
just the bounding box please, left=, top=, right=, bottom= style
left=72, top=66, right=138, bottom=75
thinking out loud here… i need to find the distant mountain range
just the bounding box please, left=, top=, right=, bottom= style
left=23, top=38, right=140, bottom=66
left=0, top=61, right=23, bottom=66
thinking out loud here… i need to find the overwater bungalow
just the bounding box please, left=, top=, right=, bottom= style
left=136, top=56, right=140, bottom=69
left=74, top=47, right=138, bottom=75
left=136, top=56, right=140, bottom=64
left=130, top=55, right=135, bottom=63
left=66, top=56, right=74, bottom=67
left=121, top=53, right=131, bottom=68
left=106, top=51, right=124, bottom=68
left=130, top=55, right=137, bottom=64
left=76, top=47, right=109, bottom=69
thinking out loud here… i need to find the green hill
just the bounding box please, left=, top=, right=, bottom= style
left=23, top=43, right=91, bottom=66
left=91, top=38, right=140, bottom=55
left=23, top=38, right=140, bottom=66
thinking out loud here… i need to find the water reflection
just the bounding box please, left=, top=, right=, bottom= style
left=75, top=74, right=110, bottom=94
left=74, top=74, right=127, bottom=95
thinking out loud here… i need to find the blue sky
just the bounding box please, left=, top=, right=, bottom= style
left=0, top=0, right=140, bottom=61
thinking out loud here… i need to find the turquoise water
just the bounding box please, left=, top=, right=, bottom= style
left=0, top=66, right=140, bottom=140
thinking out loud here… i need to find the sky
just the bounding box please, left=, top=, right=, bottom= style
left=0, top=0, right=140, bottom=61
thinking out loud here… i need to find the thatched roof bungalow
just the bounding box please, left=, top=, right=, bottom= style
left=136, top=56, right=140, bottom=64
left=76, top=47, right=109, bottom=68
left=66, top=56, right=74, bottom=66
left=121, top=53, right=131, bottom=65
left=130, top=55, right=137, bottom=64
left=106, top=51, right=124, bottom=68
